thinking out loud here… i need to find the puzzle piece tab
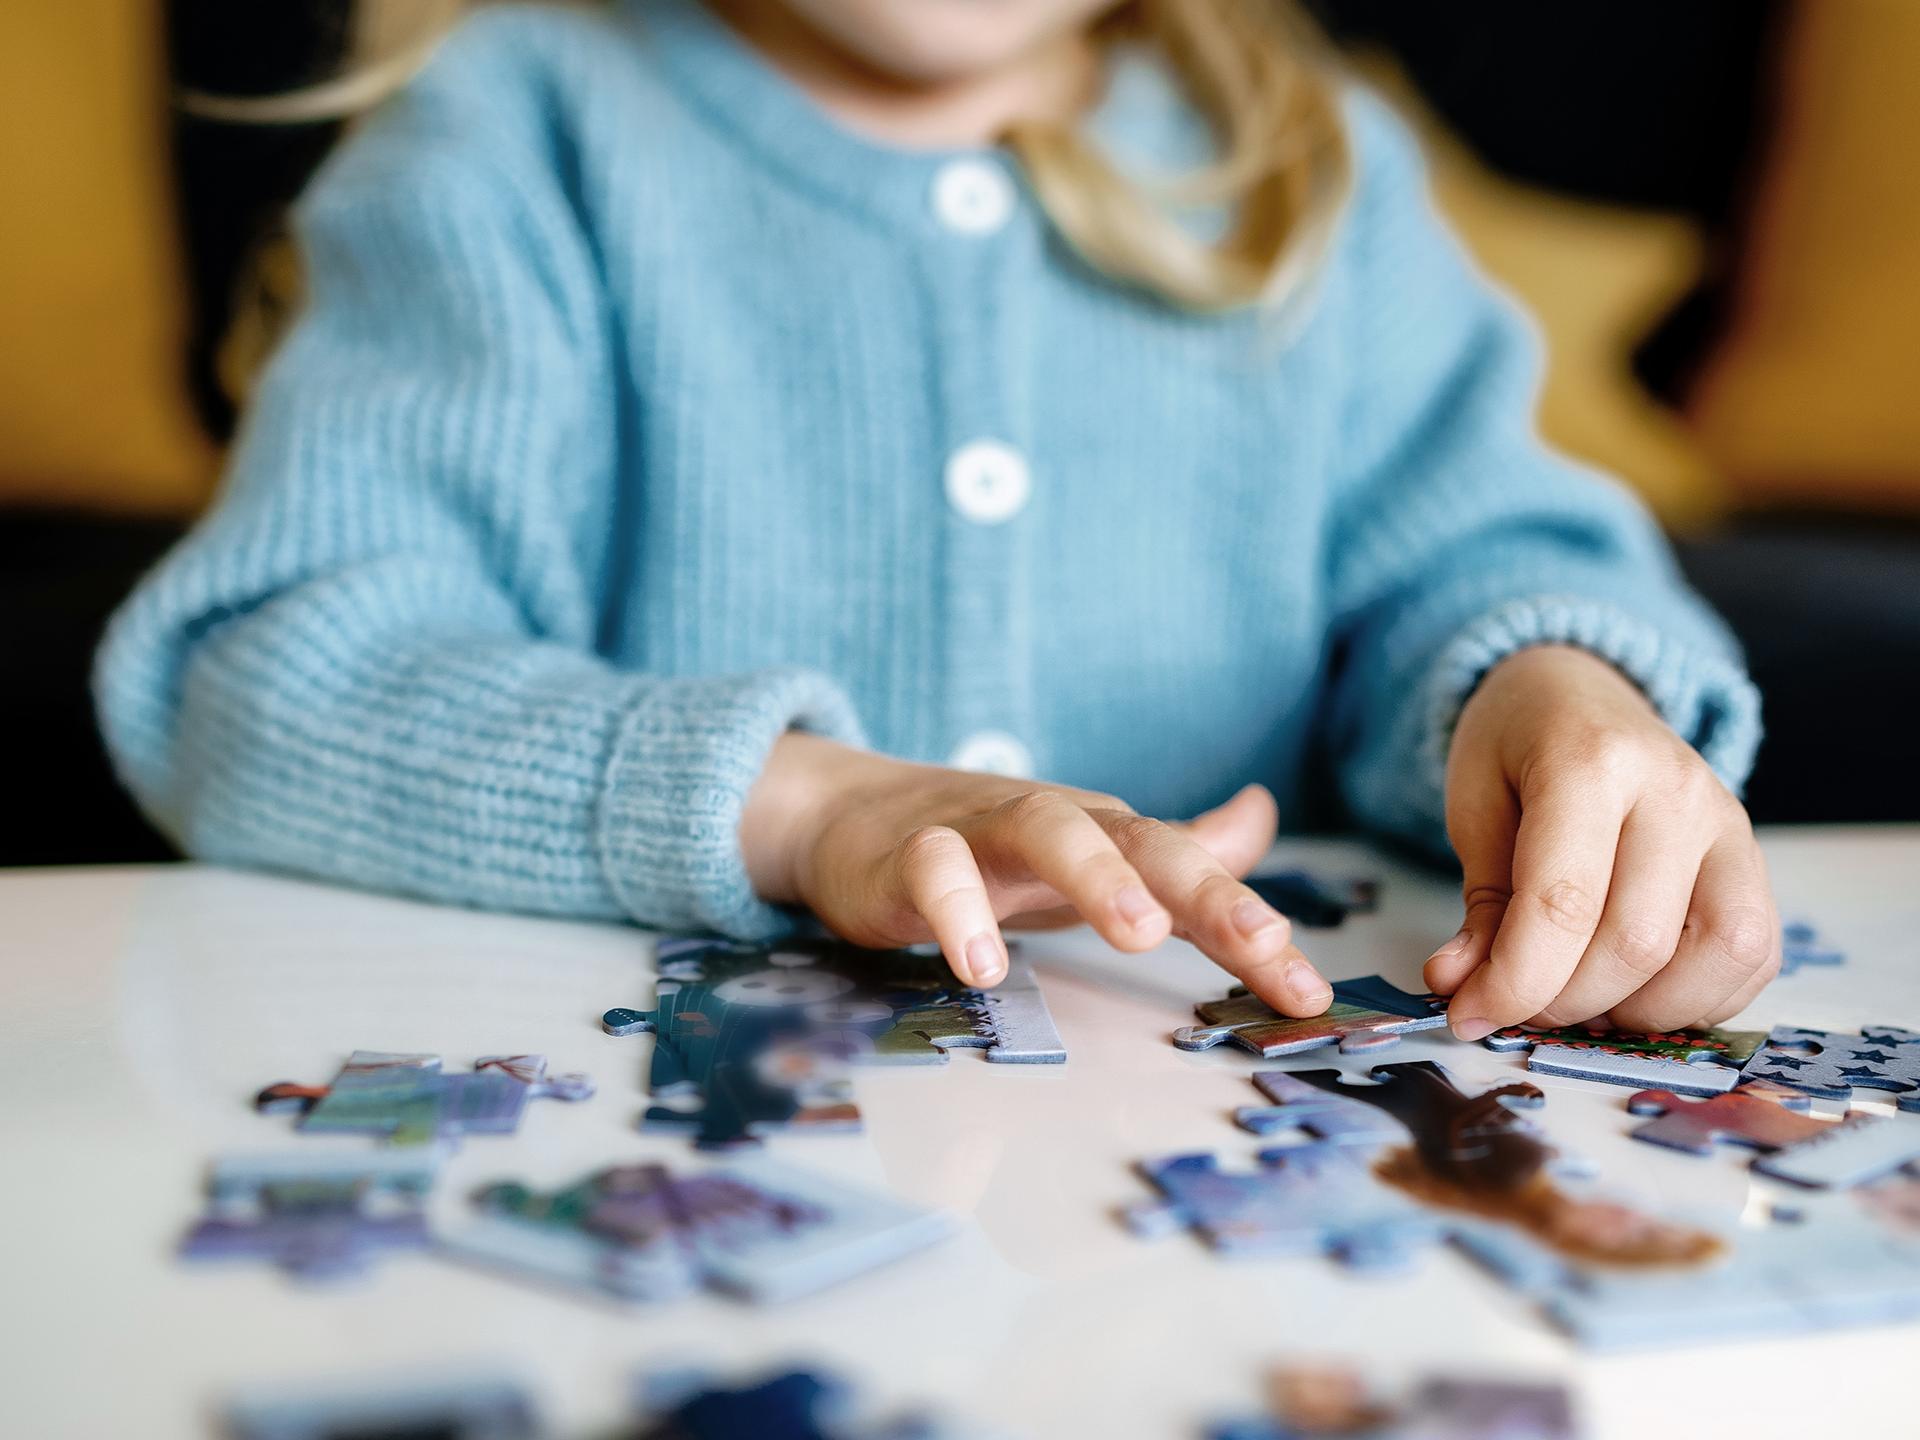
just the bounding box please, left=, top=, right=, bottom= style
left=1628, top=1085, right=1920, bottom=1190
left=602, top=936, right=1064, bottom=1148
left=1482, top=1023, right=1766, bottom=1096
left=1173, top=975, right=1445, bottom=1059
left=1740, top=1025, right=1920, bottom=1113
left=441, top=1156, right=951, bottom=1304
left=179, top=1151, right=437, bottom=1282
left=256, top=1051, right=593, bottom=1147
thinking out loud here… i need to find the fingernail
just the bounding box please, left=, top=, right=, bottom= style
left=1115, top=884, right=1162, bottom=928
left=1451, top=1014, right=1496, bottom=1043
left=1232, top=898, right=1283, bottom=939
left=1286, top=960, right=1333, bottom=1007
left=1428, top=928, right=1471, bottom=964
left=966, top=934, right=1005, bottom=986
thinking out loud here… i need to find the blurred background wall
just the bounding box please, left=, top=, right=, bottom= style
left=3, top=0, right=1917, bottom=867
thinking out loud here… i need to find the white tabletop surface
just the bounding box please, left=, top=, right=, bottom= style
left=4, top=829, right=1918, bottom=1438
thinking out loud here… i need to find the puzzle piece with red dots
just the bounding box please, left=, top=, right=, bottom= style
left=1482, top=1023, right=1767, bottom=1096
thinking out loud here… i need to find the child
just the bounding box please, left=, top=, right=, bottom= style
left=98, top=0, right=1778, bottom=1041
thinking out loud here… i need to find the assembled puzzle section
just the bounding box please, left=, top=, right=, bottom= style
left=1173, top=975, right=1445, bottom=1059
left=1627, top=1083, right=1920, bottom=1188
left=602, top=936, right=1065, bottom=1148
left=1739, top=1025, right=1920, bottom=1112
left=1482, top=1023, right=1767, bottom=1096
left=255, top=1051, right=594, bottom=1147
left=179, top=1150, right=438, bottom=1283
left=440, top=1156, right=952, bottom=1305
left=1209, top=1364, right=1579, bottom=1440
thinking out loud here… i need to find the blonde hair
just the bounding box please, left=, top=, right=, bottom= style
left=183, top=0, right=1349, bottom=330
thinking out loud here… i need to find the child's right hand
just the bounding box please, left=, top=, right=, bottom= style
left=740, top=733, right=1333, bottom=1015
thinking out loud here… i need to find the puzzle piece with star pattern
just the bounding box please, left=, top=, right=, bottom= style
left=1739, top=1025, right=1920, bottom=1112
left=1173, top=975, right=1446, bottom=1059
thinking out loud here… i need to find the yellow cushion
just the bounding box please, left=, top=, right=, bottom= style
left=0, top=3, right=216, bottom=513
left=1687, top=0, right=1920, bottom=511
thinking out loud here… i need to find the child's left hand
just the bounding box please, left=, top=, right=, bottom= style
left=1423, top=645, right=1779, bottom=1040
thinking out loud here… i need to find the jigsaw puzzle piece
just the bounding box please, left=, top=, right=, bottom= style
left=1482, top=1023, right=1767, bottom=1096
left=225, top=1374, right=536, bottom=1440
left=1245, top=870, right=1380, bottom=929
left=442, top=1158, right=950, bottom=1304
left=1233, top=1069, right=1411, bottom=1145
left=1173, top=976, right=1446, bottom=1058
left=1125, top=1146, right=1445, bottom=1271
left=180, top=1151, right=438, bottom=1282
left=1740, top=1025, right=1920, bottom=1112
left=632, top=1367, right=964, bottom=1440
left=1779, top=919, right=1845, bottom=976
left=1626, top=1084, right=1829, bottom=1158
left=256, top=1051, right=592, bottom=1147
left=1210, top=1366, right=1578, bottom=1440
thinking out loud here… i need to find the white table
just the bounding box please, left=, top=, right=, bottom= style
left=4, top=830, right=1917, bottom=1438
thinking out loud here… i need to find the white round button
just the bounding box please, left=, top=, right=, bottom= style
left=949, top=730, right=1034, bottom=777
left=943, top=439, right=1030, bottom=524
left=932, top=158, right=1015, bottom=236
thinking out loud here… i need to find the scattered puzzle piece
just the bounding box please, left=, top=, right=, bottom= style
left=1482, top=1024, right=1767, bottom=1096
left=1234, top=1069, right=1409, bottom=1146
left=180, top=1151, right=437, bottom=1282
left=256, top=1051, right=593, bottom=1147
left=631, top=1368, right=964, bottom=1440
left=1740, top=1025, right=1920, bottom=1112
left=1244, top=870, right=1380, bottom=929
left=1173, top=975, right=1445, bottom=1059
left=1625, top=1082, right=1920, bottom=1188
left=1779, top=919, right=1844, bottom=976
left=441, top=1156, right=951, bottom=1304
left=1210, top=1365, right=1579, bottom=1440
left=602, top=937, right=1063, bottom=1148
left=1125, top=1144, right=1444, bottom=1271
left=226, top=1373, right=536, bottom=1440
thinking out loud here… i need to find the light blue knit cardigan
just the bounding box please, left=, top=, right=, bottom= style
left=96, top=0, right=1759, bottom=938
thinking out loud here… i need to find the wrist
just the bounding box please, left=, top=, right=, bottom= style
left=740, top=731, right=873, bottom=904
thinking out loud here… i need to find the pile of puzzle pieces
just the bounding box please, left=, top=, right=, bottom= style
left=1131, top=1059, right=1920, bottom=1347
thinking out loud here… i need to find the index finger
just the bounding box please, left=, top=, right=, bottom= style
left=1445, top=778, right=1626, bottom=1040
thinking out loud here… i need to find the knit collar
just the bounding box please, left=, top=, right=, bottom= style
left=627, top=0, right=1017, bottom=233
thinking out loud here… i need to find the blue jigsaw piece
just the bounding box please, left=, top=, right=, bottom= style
left=1779, top=919, right=1845, bottom=976
left=226, top=1374, right=536, bottom=1440
left=1741, top=1025, right=1920, bottom=1112
left=633, top=1368, right=954, bottom=1440
left=1125, top=1145, right=1445, bottom=1271
left=1234, top=1069, right=1411, bottom=1144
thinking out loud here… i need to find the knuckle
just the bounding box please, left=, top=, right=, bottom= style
left=1707, top=905, right=1778, bottom=971
left=995, top=789, right=1061, bottom=830
left=1604, top=916, right=1673, bottom=980
left=1527, top=878, right=1604, bottom=937
left=1461, top=881, right=1512, bottom=916
left=896, top=825, right=958, bottom=873
left=1102, top=811, right=1167, bottom=853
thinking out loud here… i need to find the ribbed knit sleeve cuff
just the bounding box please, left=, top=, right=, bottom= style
left=596, top=666, right=867, bottom=940
left=1422, top=595, right=1763, bottom=803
